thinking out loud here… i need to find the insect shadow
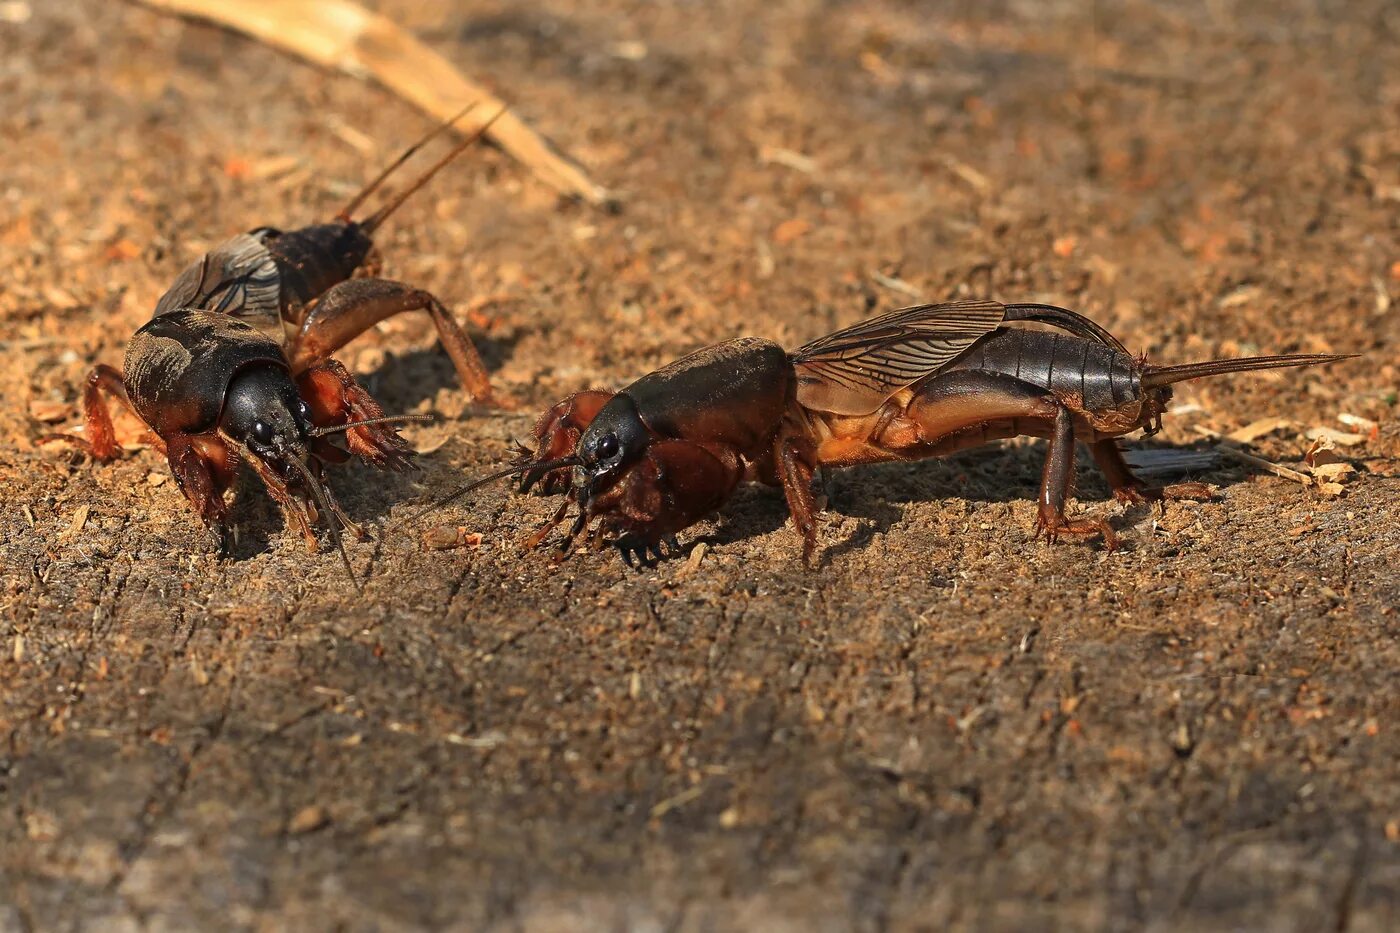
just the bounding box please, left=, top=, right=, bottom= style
left=351, top=328, right=525, bottom=415
left=699, top=436, right=1248, bottom=566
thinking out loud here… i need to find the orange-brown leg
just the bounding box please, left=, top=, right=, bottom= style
left=581, top=439, right=743, bottom=566
left=166, top=432, right=238, bottom=551
left=1034, top=407, right=1117, bottom=549
left=296, top=359, right=416, bottom=473
left=517, top=390, right=615, bottom=494
left=775, top=434, right=820, bottom=565
left=1089, top=440, right=1214, bottom=506
left=900, top=371, right=1115, bottom=548
left=284, top=277, right=496, bottom=405
left=38, top=365, right=162, bottom=460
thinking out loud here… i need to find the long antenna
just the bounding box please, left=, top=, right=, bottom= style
left=307, top=413, right=434, bottom=438
left=359, top=104, right=509, bottom=235
left=334, top=101, right=480, bottom=223
left=401, top=454, right=581, bottom=527
left=284, top=455, right=360, bottom=591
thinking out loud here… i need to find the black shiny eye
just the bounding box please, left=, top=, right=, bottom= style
left=595, top=433, right=619, bottom=459
left=295, top=399, right=311, bottom=420
left=250, top=420, right=274, bottom=445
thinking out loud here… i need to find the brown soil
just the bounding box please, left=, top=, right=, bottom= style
left=2, top=1, right=1398, bottom=929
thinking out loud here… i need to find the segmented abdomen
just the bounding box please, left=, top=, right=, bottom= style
left=264, top=223, right=375, bottom=311
left=946, top=329, right=1140, bottom=410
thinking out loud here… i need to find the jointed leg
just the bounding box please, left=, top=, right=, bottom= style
left=775, top=433, right=820, bottom=565
left=1036, top=407, right=1117, bottom=548
left=39, top=365, right=161, bottom=460
left=901, top=371, right=1114, bottom=548
left=1089, top=440, right=1213, bottom=506
left=297, top=359, right=416, bottom=473
left=285, top=277, right=496, bottom=404
left=166, top=432, right=233, bottom=552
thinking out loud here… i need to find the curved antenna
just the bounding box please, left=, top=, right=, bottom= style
left=307, top=413, right=434, bottom=438
left=359, top=105, right=509, bottom=234
left=334, top=101, right=480, bottom=223
left=402, top=454, right=581, bottom=527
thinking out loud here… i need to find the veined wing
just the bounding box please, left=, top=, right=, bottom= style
left=792, top=300, right=1006, bottom=415
left=152, top=231, right=282, bottom=323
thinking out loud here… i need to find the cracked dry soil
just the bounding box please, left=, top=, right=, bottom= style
left=2, top=0, right=1398, bottom=929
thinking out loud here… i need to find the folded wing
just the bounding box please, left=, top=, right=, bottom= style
left=792, top=299, right=1007, bottom=415
left=153, top=231, right=283, bottom=323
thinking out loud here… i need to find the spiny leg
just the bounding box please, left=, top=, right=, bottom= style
left=776, top=434, right=820, bottom=565
left=39, top=364, right=161, bottom=460
left=518, top=390, right=615, bottom=494
left=297, top=359, right=416, bottom=473
left=1035, top=407, right=1117, bottom=548
left=1089, top=440, right=1214, bottom=506
left=285, top=277, right=496, bottom=404
left=165, top=432, right=234, bottom=553
left=241, top=447, right=320, bottom=551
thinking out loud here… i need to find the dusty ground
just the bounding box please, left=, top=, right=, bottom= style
left=2, top=0, right=1398, bottom=929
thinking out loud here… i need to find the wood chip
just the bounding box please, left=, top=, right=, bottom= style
left=1336, top=413, right=1377, bottom=431
left=140, top=0, right=610, bottom=204
left=773, top=218, right=810, bottom=245
left=423, top=526, right=482, bottom=550
left=1305, top=436, right=1344, bottom=467
left=58, top=504, right=90, bottom=542
left=28, top=400, right=70, bottom=423
left=759, top=146, right=818, bottom=174
left=1305, top=426, right=1366, bottom=446
left=937, top=154, right=991, bottom=194
left=686, top=542, right=708, bottom=572
left=287, top=805, right=328, bottom=834
left=1213, top=444, right=1313, bottom=486
left=1310, top=462, right=1354, bottom=480
left=1227, top=416, right=1292, bottom=444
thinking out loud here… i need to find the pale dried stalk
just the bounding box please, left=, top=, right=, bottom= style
left=139, top=0, right=610, bottom=205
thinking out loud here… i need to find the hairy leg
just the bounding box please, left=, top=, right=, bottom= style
left=517, top=390, right=615, bottom=494
left=38, top=365, right=162, bottom=460
left=297, top=359, right=416, bottom=473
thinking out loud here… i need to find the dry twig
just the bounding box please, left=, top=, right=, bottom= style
left=138, top=0, right=611, bottom=205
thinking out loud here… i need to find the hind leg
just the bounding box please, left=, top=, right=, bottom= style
left=38, top=365, right=162, bottom=460
left=1034, top=408, right=1117, bottom=548
left=284, top=277, right=496, bottom=404
left=1089, top=440, right=1214, bottom=506
left=899, top=371, right=1114, bottom=548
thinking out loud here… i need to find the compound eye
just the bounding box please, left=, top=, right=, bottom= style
left=595, top=433, right=619, bottom=460
left=295, top=399, right=312, bottom=420
left=250, top=420, right=274, bottom=446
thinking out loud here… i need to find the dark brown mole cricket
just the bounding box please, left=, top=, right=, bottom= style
left=418, top=299, right=1354, bottom=566
left=40, top=105, right=507, bottom=583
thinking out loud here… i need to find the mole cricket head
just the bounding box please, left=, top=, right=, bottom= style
left=219, top=365, right=316, bottom=476
left=574, top=393, right=653, bottom=502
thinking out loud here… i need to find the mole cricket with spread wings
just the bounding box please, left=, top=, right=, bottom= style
left=42, top=105, right=506, bottom=583
left=423, top=300, right=1352, bottom=565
